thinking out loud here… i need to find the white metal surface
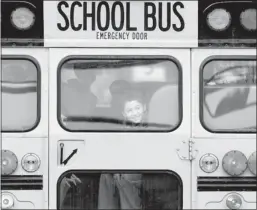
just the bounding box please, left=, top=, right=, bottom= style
left=1, top=191, right=47, bottom=209
left=48, top=48, right=191, bottom=209
left=193, top=192, right=256, bottom=209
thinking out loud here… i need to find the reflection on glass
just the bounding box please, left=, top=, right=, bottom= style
left=202, top=59, right=256, bottom=132
left=58, top=171, right=182, bottom=210
left=59, top=59, right=180, bottom=131
left=1, top=59, right=38, bottom=131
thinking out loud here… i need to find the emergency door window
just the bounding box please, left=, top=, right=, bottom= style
left=58, top=171, right=182, bottom=210
left=58, top=58, right=181, bottom=131
left=201, top=58, right=256, bottom=132
left=1, top=58, right=40, bottom=132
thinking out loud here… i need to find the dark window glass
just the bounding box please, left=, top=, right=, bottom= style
left=58, top=58, right=181, bottom=132
left=58, top=171, right=182, bottom=210
left=1, top=58, right=39, bottom=132
left=201, top=58, right=256, bottom=132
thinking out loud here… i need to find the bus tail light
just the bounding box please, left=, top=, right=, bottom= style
left=222, top=150, right=248, bottom=176
left=21, top=153, right=40, bottom=173
left=206, top=8, right=231, bottom=31
left=1, top=0, right=43, bottom=46
left=226, top=194, right=242, bottom=209
left=11, top=7, right=35, bottom=30
left=1, top=150, right=18, bottom=175
left=199, top=153, right=219, bottom=173
left=248, top=151, right=256, bottom=175
left=199, top=0, right=256, bottom=47
left=240, top=9, right=256, bottom=31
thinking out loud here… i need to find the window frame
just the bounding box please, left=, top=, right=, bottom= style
left=199, top=55, right=256, bottom=134
left=57, top=55, right=183, bottom=133
left=1, top=55, right=41, bottom=133
left=56, top=169, right=183, bottom=210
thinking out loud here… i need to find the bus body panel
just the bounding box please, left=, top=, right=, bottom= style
left=1, top=48, right=49, bottom=138
left=0, top=190, right=47, bottom=209
left=48, top=48, right=192, bottom=209
left=193, top=192, right=256, bottom=209
left=191, top=48, right=256, bottom=209
left=1, top=48, right=49, bottom=209
left=1, top=0, right=257, bottom=206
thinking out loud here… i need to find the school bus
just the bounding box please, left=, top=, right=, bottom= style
left=1, top=0, right=256, bottom=209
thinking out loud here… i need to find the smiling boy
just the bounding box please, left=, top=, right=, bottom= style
left=122, top=96, right=147, bottom=127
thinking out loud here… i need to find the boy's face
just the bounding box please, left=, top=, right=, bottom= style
left=123, top=100, right=145, bottom=123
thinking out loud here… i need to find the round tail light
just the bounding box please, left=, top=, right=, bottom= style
left=206, top=8, right=231, bottom=31
left=222, top=150, right=247, bottom=176
left=248, top=151, right=256, bottom=175
left=240, top=8, right=256, bottom=31
left=199, top=153, right=219, bottom=173
left=1, top=150, right=18, bottom=175
left=11, top=7, right=35, bottom=30
left=21, top=153, right=40, bottom=172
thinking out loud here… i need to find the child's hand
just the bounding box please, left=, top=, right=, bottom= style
left=63, top=174, right=82, bottom=188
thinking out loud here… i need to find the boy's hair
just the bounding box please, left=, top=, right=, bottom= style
left=122, top=93, right=145, bottom=109
left=110, top=80, right=146, bottom=113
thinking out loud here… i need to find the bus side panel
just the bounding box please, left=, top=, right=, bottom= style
left=1, top=48, right=49, bottom=209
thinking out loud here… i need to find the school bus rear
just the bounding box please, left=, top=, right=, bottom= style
left=1, top=0, right=256, bottom=209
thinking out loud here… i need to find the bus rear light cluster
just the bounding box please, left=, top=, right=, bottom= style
left=205, top=7, right=256, bottom=32
left=10, top=7, right=35, bottom=30
left=199, top=151, right=256, bottom=176
left=1, top=0, right=43, bottom=46
left=0, top=150, right=41, bottom=174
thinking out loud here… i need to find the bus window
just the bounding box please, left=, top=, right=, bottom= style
left=1, top=58, right=40, bottom=132
left=201, top=58, right=256, bottom=133
left=58, top=58, right=181, bottom=132
left=57, top=171, right=182, bottom=210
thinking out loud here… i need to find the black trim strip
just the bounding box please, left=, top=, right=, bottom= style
left=2, top=86, right=37, bottom=93
left=1, top=175, right=43, bottom=190
left=197, top=176, right=257, bottom=192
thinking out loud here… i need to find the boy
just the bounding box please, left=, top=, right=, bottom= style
left=122, top=95, right=147, bottom=127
